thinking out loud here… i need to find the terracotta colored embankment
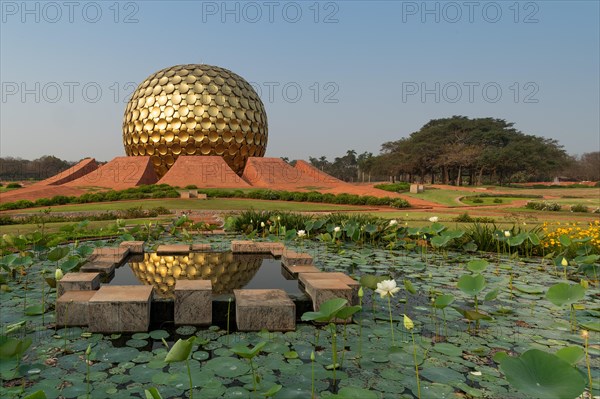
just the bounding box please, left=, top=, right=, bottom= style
left=158, top=156, right=250, bottom=188
left=66, top=156, right=158, bottom=190
left=293, top=160, right=349, bottom=187
left=37, top=158, right=99, bottom=186
left=242, top=157, right=316, bottom=188
left=0, top=185, right=86, bottom=203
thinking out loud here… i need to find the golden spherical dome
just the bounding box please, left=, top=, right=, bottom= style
left=122, top=64, right=268, bottom=177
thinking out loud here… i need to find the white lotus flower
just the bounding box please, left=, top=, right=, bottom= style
left=504, top=230, right=511, bottom=237
left=428, top=216, right=439, bottom=223
left=297, top=230, right=306, bottom=238
left=389, top=219, right=398, bottom=226
left=333, top=226, right=341, bottom=233
left=375, top=279, right=401, bottom=298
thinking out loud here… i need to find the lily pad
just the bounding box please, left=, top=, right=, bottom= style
left=499, top=349, right=586, bottom=399
left=545, top=283, right=585, bottom=307
left=420, top=366, right=466, bottom=384
left=457, top=274, right=486, bottom=296
left=205, top=356, right=250, bottom=378
left=432, top=343, right=462, bottom=357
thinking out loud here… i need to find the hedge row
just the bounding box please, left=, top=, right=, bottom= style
left=195, top=188, right=410, bottom=208
left=0, top=185, right=180, bottom=211
left=0, top=185, right=411, bottom=211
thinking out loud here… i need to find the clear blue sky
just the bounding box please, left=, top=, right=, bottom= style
left=1, top=0, right=598, bottom=162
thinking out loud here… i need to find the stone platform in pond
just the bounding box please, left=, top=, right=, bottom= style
left=56, top=239, right=359, bottom=332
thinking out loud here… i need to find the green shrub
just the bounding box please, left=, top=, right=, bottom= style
left=454, top=212, right=495, bottom=223
left=525, top=201, right=562, bottom=211
left=6, top=182, right=22, bottom=189
left=570, top=204, right=589, bottom=213
left=0, top=216, right=17, bottom=225
left=390, top=198, right=410, bottom=208
left=472, top=198, right=484, bottom=203
left=493, top=198, right=503, bottom=203
left=306, top=192, right=324, bottom=202
left=292, top=192, right=308, bottom=202
left=374, top=182, right=410, bottom=192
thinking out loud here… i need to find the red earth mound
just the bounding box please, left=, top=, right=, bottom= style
left=158, top=156, right=250, bottom=188
left=242, top=157, right=320, bottom=188
left=65, top=156, right=158, bottom=190
left=37, top=158, right=99, bottom=186
left=293, top=160, right=348, bottom=186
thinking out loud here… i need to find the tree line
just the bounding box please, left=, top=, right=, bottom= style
left=0, top=156, right=75, bottom=181
left=2, top=116, right=597, bottom=185
left=309, top=116, right=599, bottom=185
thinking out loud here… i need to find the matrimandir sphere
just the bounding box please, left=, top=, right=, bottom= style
left=122, top=64, right=268, bottom=177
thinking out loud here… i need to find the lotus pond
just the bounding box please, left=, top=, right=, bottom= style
left=1, top=232, right=599, bottom=399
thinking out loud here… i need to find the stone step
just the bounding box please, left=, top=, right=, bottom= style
left=191, top=243, right=211, bottom=251
left=174, top=280, right=212, bottom=326
left=281, top=264, right=321, bottom=280
left=298, top=272, right=360, bottom=305
left=231, top=241, right=285, bottom=255
left=88, top=286, right=153, bottom=333
left=57, top=272, right=100, bottom=297
left=119, top=241, right=144, bottom=254
left=302, top=279, right=353, bottom=323
left=281, top=250, right=313, bottom=267
left=234, top=289, right=295, bottom=331
left=56, top=290, right=96, bottom=326
left=91, top=247, right=129, bottom=263
left=80, top=260, right=116, bottom=275
left=156, top=244, right=191, bottom=254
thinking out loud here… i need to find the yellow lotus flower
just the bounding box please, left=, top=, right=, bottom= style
left=55, top=268, right=64, bottom=281
left=403, top=314, right=414, bottom=330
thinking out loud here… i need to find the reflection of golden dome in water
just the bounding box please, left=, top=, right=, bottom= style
left=129, top=252, right=263, bottom=297
left=122, top=64, right=268, bottom=177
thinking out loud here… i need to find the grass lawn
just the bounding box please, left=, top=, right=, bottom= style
left=404, top=189, right=475, bottom=207
left=0, top=217, right=173, bottom=235
left=460, top=196, right=531, bottom=206
left=1, top=198, right=367, bottom=214
left=550, top=197, right=600, bottom=207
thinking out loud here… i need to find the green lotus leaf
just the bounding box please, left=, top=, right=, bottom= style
left=404, top=279, right=416, bottom=294
left=499, top=349, right=586, bottom=399
left=301, top=298, right=348, bottom=322
left=231, top=341, right=266, bottom=359
left=555, top=346, right=584, bottom=365
left=433, top=294, right=455, bottom=309
left=205, top=356, right=250, bottom=378
left=457, top=274, right=486, bottom=296
left=484, top=288, right=500, bottom=301
left=452, top=306, right=492, bottom=321
left=144, top=387, right=163, bottom=399
left=466, top=259, right=488, bottom=273
left=545, top=283, right=585, bottom=307
left=47, top=247, right=70, bottom=262
left=23, top=390, right=47, bottom=399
